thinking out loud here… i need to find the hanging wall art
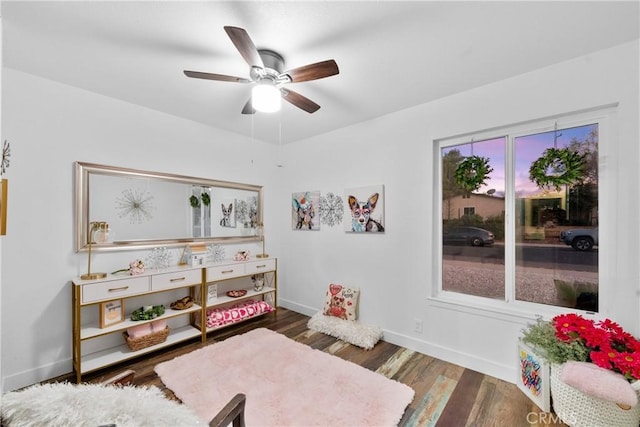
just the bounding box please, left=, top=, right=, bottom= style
left=319, top=192, right=344, bottom=227
left=344, top=185, right=385, bottom=233
left=292, top=191, right=320, bottom=230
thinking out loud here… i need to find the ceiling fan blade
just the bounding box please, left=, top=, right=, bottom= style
left=283, top=60, right=339, bottom=83
left=241, top=98, right=256, bottom=115
left=224, top=26, right=264, bottom=69
left=183, top=70, right=250, bottom=83
left=281, top=88, right=320, bottom=113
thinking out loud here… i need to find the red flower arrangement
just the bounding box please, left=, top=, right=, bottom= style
left=553, top=313, right=640, bottom=381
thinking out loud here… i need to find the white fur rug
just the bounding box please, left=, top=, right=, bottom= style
left=307, top=311, right=383, bottom=350
left=1, top=382, right=205, bottom=427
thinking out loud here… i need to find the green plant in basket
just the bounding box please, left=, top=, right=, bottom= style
left=130, top=305, right=165, bottom=321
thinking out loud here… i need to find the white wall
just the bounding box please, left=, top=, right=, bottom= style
left=276, top=40, right=640, bottom=382
left=1, top=69, right=280, bottom=391
left=2, top=40, right=638, bottom=391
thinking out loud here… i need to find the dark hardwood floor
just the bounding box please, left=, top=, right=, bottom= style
left=54, top=308, right=566, bottom=426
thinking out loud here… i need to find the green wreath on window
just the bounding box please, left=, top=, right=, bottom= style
left=529, top=147, right=585, bottom=191
left=454, top=155, right=493, bottom=194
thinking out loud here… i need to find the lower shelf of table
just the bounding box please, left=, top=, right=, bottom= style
left=203, top=309, right=275, bottom=333
left=79, top=325, right=202, bottom=374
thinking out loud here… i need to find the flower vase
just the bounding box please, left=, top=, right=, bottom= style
left=550, top=364, right=640, bottom=427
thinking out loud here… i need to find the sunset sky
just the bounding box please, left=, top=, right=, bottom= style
left=443, top=123, right=597, bottom=197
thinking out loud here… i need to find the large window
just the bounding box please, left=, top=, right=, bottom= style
left=439, top=117, right=599, bottom=311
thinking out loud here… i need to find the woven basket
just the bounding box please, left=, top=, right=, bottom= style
left=550, top=363, right=640, bottom=427
left=123, top=326, right=170, bottom=352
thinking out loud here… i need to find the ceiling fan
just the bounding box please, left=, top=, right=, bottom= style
left=183, top=26, right=339, bottom=114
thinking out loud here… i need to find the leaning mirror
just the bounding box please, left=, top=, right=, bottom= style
left=75, top=162, right=263, bottom=252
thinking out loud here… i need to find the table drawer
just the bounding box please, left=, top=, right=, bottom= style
left=82, top=276, right=150, bottom=304
left=207, top=264, right=246, bottom=281
left=151, top=269, right=202, bottom=291
left=245, top=259, right=276, bottom=275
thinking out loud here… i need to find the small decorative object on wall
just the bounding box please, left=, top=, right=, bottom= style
left=207, top=244, right=225, bottom=264
left=344, top=185, right=385, bottom=232
left=529, top=147, right=585, bottom=191
left=319, top=192, right=344, bottom=227
left=1, top=140, right=11, bottom=235
left=219, top=200, right=235, bottom=228
left=516, top=340, right=550, bottom=412
left=100, top=299, right=124, bottom=328
left=1, top=140, right=10, bottom=175
left=454, top=155, right=493, bottom=194
left=112, top=259, right=145, bottom=275
left=116, top=187, right=155, bottom=224
left=292, top=191, right=320, bottom=230
left=234, top=250, right=250, bottom=261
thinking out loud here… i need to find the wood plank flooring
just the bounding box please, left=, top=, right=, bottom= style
left=53, top=308, right=567, bottom=426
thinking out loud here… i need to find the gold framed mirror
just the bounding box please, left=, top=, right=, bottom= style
left=75, top=162, right=263, bottom=252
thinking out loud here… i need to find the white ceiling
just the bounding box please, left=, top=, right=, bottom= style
left=3, top=1, right=639, bottom=144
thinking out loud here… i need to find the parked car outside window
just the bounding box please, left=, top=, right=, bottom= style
left=443, top=226, right=495, bottom=247
left=559, top=227, right=598, bottom=251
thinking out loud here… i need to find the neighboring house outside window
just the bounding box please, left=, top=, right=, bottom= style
left=463, top=206, right=475, bottom=217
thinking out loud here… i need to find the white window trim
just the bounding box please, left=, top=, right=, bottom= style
left=431, top=104, right=617, bottom=321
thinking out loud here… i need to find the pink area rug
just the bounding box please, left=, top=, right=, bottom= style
left=155, top=328, right=414, bottom=426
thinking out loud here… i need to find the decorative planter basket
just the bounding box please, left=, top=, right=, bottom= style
left=123, top=326, right=170, bottom=352
left=550, top=364, right=640, bottom=427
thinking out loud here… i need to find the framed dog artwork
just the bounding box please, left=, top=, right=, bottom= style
left=344, top=185, right=385, bottom=233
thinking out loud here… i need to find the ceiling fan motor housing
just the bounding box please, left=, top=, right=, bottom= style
left=259, top=49, right=284, bottom=73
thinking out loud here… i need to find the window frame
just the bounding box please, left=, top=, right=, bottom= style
left=432, top=107, right=615, bottom=320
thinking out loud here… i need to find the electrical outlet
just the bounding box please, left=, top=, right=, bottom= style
left=414, top=318, right=423, bottom=333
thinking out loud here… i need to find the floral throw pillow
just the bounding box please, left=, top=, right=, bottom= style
left=323, top=284, right=359, bottom=321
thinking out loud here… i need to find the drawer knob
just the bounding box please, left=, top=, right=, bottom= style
left=169, top=277, right=186, bottom=282
left=108, top=286, right=129, bottom=292
left=221, top=269, right=234, bottom=274
left=256, top=264, right=267, bottom=268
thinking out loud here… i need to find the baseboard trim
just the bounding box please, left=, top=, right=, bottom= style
left=3, top=358, right=72, bottom=393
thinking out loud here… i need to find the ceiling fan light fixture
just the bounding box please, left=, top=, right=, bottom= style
left=252, top=82, right=281, bottom=113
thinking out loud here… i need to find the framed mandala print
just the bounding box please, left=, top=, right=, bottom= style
left=319, top=192, right=343, bottom=227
